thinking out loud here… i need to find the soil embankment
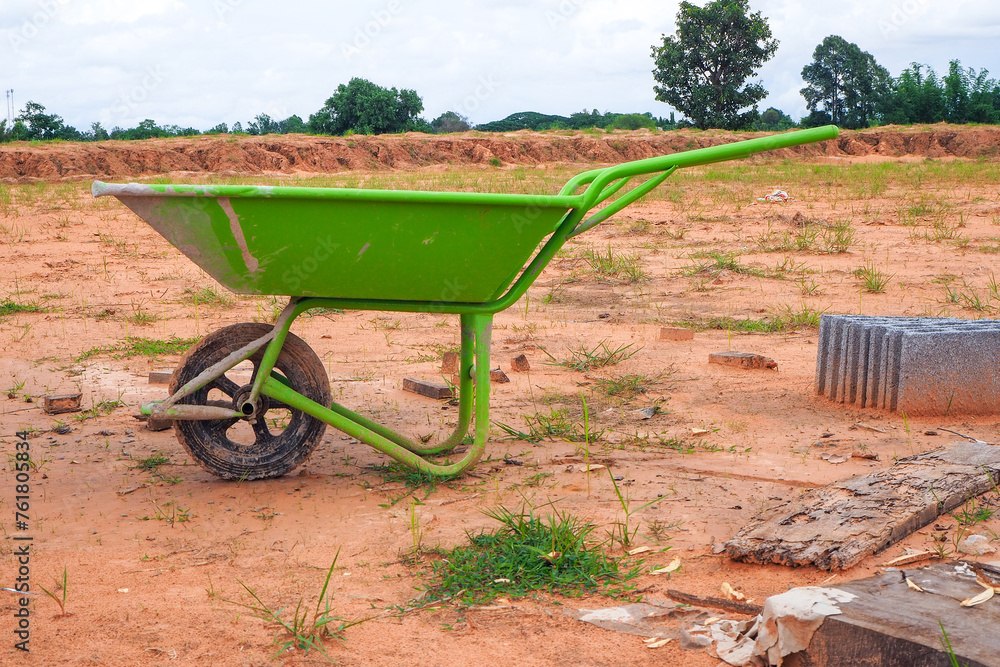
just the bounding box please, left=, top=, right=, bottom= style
left=2, top=123, right=999, bottom=181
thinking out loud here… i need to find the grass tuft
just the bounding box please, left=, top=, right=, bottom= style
left=542, top=339, right=639, bottom=372
left=225, top=550, right=364, bottom=661
left=424, top=504, right=639, bottom=605
left=77, top=336, right=199, bottom=361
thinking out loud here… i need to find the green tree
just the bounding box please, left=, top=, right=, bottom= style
left=431, top=111, right=471, bottom=133
left=755, top=107, right=796, bottom=131
left=279, top=115, right=308, bottom=134
left=800, top=36, right=890, bottom=129
left=206, top=122, right=229, bottom=134
left=308, top=78, right=426, bottom=135
left=651, top=0, right=778, bottom=130
left=943, top=60, right=1000, bottom=124
left=247, top=113, right=280, bottom=136
left=882, top=63, right=947, bottom=125
left=16, top=101, right=80, bottom=140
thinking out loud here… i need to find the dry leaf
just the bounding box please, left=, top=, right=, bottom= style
left=628, top=546, right=652, bottom=556
left=704, top=617, right=721, bottom=625
left=720, top=582, right=746, bottom=601
left=651, top=557, right=682, bottom=575
left=493, top=578, right=511, bottom=584
left=905, top=578, right=925, bottom=592
left=821, top=453, right=848, bottom=464
left=961, top=586, right=994, bottom=607
left=883, top=550, right=937, bottom=567
left=582, top=464, right=606, bottom=472
left=538, top=551, right=562, bottom=563
left=691, top=428, right=711, bottom=436
left=645, top=638, right=671, bottom=648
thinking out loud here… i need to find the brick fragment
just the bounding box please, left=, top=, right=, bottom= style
left=660, top=327, right=695, bottom=341
left=510, top=354, right=530, bottom=372
left=709, top=351, right=777, bottom=370
left=42, top=393, right=82, bottom=415
left=403, top=378, right=453, bottom=400
left=441, top=352, right=460, bottom=374
left=148, top=369, right=173, bottom=384
left=490, top=368, right=510, bottom=384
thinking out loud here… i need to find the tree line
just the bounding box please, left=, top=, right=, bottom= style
left=2, top=0, right=997, bottom=142
left=652, top=0, right=1000, bottom=131
left=0, top=78, right=677, bottom=144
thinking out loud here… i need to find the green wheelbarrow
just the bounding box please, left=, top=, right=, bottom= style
left=92, top=125, right=837, bottom=480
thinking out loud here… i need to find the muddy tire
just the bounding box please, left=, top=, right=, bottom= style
left=169, top=323, right=330, bottom=480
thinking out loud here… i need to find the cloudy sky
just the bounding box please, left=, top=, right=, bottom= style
left=2, top=0, right=998, bottom=132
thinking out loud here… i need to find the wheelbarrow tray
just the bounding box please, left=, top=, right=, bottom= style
left=91, top=182, right=579, bottom=303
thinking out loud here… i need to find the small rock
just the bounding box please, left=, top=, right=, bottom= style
left=120, top=438, right=136, bottom=444
left=958, top=534, right=997, bottom=556
left=924, top=430, right=939, bottom=436
left=490, top=368, right=510, bottom=384
left=510, top=354, right=531, bottom=372
left=634, top=406, right=659, bottom=420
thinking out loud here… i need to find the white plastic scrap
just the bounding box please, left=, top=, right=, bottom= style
left=757, top=190, right=789, bottom=203
left=752, top=587, right=857, bottom=667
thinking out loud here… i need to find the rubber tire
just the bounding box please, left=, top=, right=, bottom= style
left=169, top=323, right=330, bottom=480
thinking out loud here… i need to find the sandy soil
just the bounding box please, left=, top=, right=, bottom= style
left=1, top=127, right=999, bottom=665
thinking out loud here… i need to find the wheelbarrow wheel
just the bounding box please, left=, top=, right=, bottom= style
left=169, top=322, right=330, bottom=480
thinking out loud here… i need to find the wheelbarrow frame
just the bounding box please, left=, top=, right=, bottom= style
left=95, top=126, right=838, bottom=478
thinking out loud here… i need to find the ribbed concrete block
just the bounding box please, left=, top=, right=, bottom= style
left=815, top=315, right=1000, bottom=415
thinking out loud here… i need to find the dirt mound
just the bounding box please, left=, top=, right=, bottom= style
left=2, top=123, right=999, bottom=182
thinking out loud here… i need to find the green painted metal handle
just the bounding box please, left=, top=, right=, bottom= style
left=561, top=125, right=839, bottom=198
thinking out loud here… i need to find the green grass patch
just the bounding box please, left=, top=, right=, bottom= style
left=584, top=244, right=647, bottom=283
left=181, top=286, right=234, bottom=308
left=77, top=336, right=199, bottom=361
left=423, top=505, right=639, bottom=605
left=542, top=339, right=640, bottom=372
left=494, top=408, right=604, bottom=443
left=593, top=373, right=656, bottom=399
left=0, top=299, right=46, bottom=317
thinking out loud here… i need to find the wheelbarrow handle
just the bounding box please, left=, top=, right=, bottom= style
left=562, top=125, right=839, bottom=236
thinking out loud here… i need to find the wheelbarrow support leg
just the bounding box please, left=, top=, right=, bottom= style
left=321, top=314, right=478, bottom=455
left=260, top=313, right=494, bottom=477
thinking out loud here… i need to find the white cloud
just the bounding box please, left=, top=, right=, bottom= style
left=1, top=0, right=998, bottom=130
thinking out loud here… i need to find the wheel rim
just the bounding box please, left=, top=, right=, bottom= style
left=171, top=323, right=330, bottom=480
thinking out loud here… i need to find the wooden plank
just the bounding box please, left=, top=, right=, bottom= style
left=785, top=563, right=999, bottom=667
left=725, top=441, right=1000, bottom=569
left=402, top=378, right=453, bottom=400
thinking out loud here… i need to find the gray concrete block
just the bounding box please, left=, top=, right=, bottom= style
left=814, top=315, right=1000, bottom=415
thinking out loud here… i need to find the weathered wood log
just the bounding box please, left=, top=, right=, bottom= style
left=725, top=441, right=1000, bottom=570
left=782, top=562, right=1000, bottom=667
